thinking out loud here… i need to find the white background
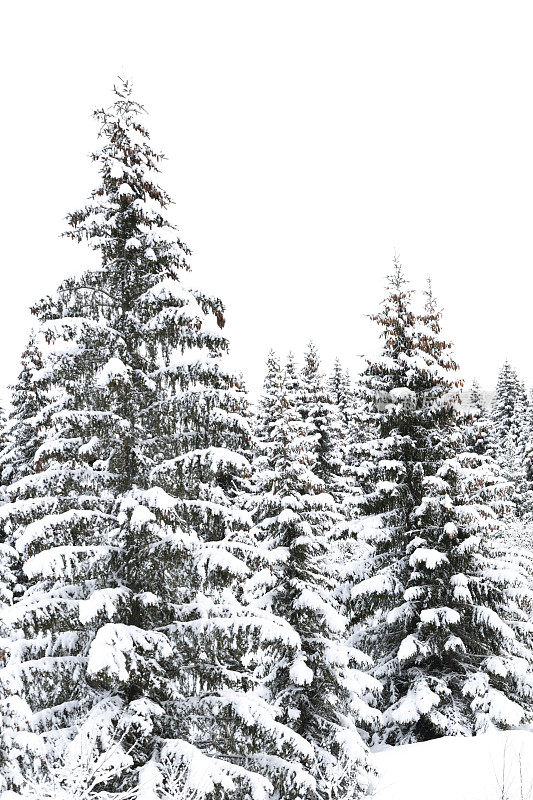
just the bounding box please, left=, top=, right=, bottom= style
left=2, top=1, right=532, bottom=401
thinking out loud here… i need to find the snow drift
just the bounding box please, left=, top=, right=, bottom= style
left=371, top=730, right=533, bottom=800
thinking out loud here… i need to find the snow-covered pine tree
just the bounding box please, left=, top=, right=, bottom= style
left=0, top=403, right=6, bottom=470
left=349, top=262, right=533, bottom=744
left=328, top=360, right=365, bottom=462
left=501, top=382, right=529, bottom=513
left=0, top=336, right=48, bottom=489
left=463, top=379, right=495, bottom=458
left=0, top=334, right=51, bottom=794
left=328, top=359, right=353, bottom=429
left=490, top=374, right=530, bottom=517
left=516, top=382, right=531, bottom=452
left=0, top=401, right=7, bottom=508
left=0, top=505, right=37, bottom=796
left=328, top=358, right=344, bottom=408
left=491, top=361, right=521, bottom=460
left=522, top=389, right=533, bottom=517
left=326, top=358, right=368, bottom=523
left=469, top=380, right=485, bottom=414
left=325, top=362, right=372, bottom=648
left=465, top=382, right=497, bottom=458
left=504, top=381, right=528, bottom=460
left=298, top=342, right=347, bottom=504
left=0, top=81, right=310, bottom=799
left=255, top=350, right=282, bottom=446
left=285, top=351, right=299, bottom=394
left=252, top=361, right=380, bottom=800
left=455, top=383, right=512, bottom=527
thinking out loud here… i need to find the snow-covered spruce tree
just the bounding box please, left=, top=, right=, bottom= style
left=251, top=360, right=380, bottom=800
left=328, top=359, right=353, bottom=429
left=0, top=335, right=48, bottom=490
left=501, top=382, right=531, bottom=514
left=503, top=381, right=528, bottom=461
left=459, top=386, right=513, bottom=523
left=298, top=342, right=348, bottom=504
left=515, top=382, right=530, bottom=453
left=349, top=262, right=533, bottom=744
left=0, top=335, right=50, bottom=794
left=285, top=351, right=301, bottom=406
left=328, top=360, right=361, bottom=461
left=326, top=359, right=368, bottom=523
left=463, top=379, right=495, bottom=457
left=254, top=350, right=282, bottom=446
left=490, top=374, right=530, bottom=516
left=491, top=361, right=521, bottom=460
left=0, top=501, right=38, bottom=796
left=469, top=380, right=485, bottom=414
left=0, top=401, right=7, bottom=507
left=328, top=359, right=345, bottom=408
left=0, top=82, right=309, bottom=799
left=328, top=361, right=369, bottom=452
left=0, top=403, right=7, bottom=468
left=522, top=392, right=533, bottom=517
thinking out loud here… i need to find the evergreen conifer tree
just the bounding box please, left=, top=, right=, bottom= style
left=491, top=362, right=521, bottom=459
left=522, top=390, right=533, bottom=516
left=328, top=359, right=353, bottom=429
left=328, top=360, right=364, bottom=461
left=505, top=382, right=533, bottom=516
left=298, top=342, right=347, bottom=503
left=0, top=335, right=51, bottom=793
left=252, top=360, right=380, bottom=799
left=469, top=380, right=485, bottom=414
left=0, top=336, right=48, bottom=488
left=491, top=375, right=529, bottom=514
left=327, top=359, right=367, bottom=520
left=285, top=351, right=301, bottom=403
left=255, top=350, right=282, bottom=446
left=0, top=82, right=309, bottom=799
left=463, top=379, right=495, bottom=458
left=350, top=261, right=533, bottom=744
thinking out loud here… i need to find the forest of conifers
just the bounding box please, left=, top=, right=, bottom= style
left=1, top=82, right=533, bottom=800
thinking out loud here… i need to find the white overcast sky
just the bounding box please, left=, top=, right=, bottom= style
left=2, top=1, right=532, bottom=402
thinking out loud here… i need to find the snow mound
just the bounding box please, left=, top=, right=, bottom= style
left=371, top=730, right=533, bottom=800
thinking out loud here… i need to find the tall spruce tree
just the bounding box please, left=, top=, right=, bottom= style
left=522, top=389, right=533, bottom=516
left=491, top=361, right=521, bottom=459
left=285, top=351, right=301, bottom=403
left=328, top=359, right=353, bottom=429
left=327, top=359, right=366, bottom=522
left=0, top=495, right=37, bottom=795
left=255, top=350, right=282, bottom=447
left=0, top=335, right=50, bottom=793
left=349, top=261, right=533, bottom=744
left=469, top=380, right=485, bottom=414
left=490, top=371, right=531, bottom=515
left=463, top=379, right=495, bottom=457
left=0, top=82, right=310, bottom=799
left=0, top=336, right=48, bottom=488
left=298, top=342, right=347, bottom=504
left=502, top=382, right=530, bottom=514
left=252, top=357, right=380, bottom=800
left=328, top=360, right=363, bottom=464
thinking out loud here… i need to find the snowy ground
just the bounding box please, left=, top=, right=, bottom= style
left=370, top=730, right=533, bottom=800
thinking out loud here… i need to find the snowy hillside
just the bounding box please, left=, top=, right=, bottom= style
left=371, top=731, right=533, bottom=800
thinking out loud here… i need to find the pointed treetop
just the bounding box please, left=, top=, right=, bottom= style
left=302, top=340, right=320, bottom=373
left=470, top=379, right=485, bottom=413
left=423, top=275, right=441, bottom=317
left=387, top=253, right=408, bottom=292
left=113, top=75, right=135, bottom=100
